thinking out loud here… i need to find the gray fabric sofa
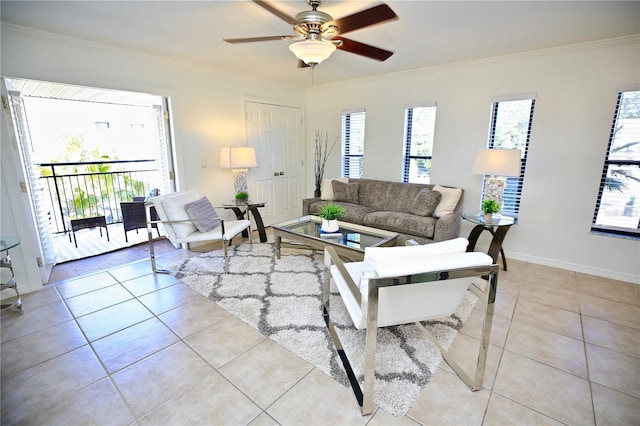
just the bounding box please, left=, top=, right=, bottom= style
left=302, top=178, right=464, bottom=245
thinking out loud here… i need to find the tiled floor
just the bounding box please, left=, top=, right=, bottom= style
left=1, top=237, right=639, bottom=425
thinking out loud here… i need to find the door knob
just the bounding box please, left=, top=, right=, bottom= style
left=279, top=172, right=285, bottom=176
left=274, top=172, right=279, bottom=176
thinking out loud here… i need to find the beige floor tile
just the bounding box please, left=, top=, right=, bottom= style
left=0, top=345, right=106, bottom=425
left=524, top=263, right=577, bottom=287
left=519, top=279, right=580, bottom=312
left=369, top=409, right=420, bottom=425
left=493, top=350, right=594, bottom=425
left=505, top=321, right=587, bottom=378
left=137, top=282, right=203, bottom=315
left=583, top=315, right=640, bottom=357
left=64, top=284, right=133, bottom=318
left=1, top=319, right=86, bottom=377
left=159, top=296, right=230, bottom=338
left=0, top=300, right=73, bottom=343
left=493, top=290, right=517, bottom=320
left=76, top=298, right=153, bottom=341
left=483, top=393, right=563, bottom=425
left=461, top=305, right=511, bottom=348
left=121, top=272, right=180, bottom=297
left=586, top=343, right=640, bottom=398
left=54, top=272, right=118, bottom=299
left=22, top=284, right=62, bottom=308
left=438, top=333, right=502, bottom=390
left=92, top=317, right=179, bottom=373
left=408, top=368, right=490, bottom=425
left=139, top=370, right=262, bottom=425
left=580, top=294, right=640, bottom=329
left=577, top=272, right=640, bottom=307
left=112, top=342, right=214, bottom=418
left=513, top=298, right=583, bottom=340
left=220, top=338, right=314, bottom=409
left=591, top=382, right=640, bottom=426
left=108, top=261, right=156, bottom=282
left=22, top=378, right=135, bottom=425
left=267, top=368, right=370, bottom=425
left=248, top=412, right=280, bottom=425
left=185, top=315, right=266, bottom=368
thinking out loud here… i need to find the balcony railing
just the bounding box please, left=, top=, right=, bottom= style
left=38, top=159, right=160, bottom=234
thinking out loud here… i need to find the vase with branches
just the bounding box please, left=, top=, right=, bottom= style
left=314, top=130, right=338, bottom=197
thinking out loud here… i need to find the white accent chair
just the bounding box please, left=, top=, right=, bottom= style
left=145, top=190, right=251, bottom=273
left=323, top=238, right=499, bottom=415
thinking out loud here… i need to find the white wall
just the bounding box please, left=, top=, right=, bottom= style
left=304, top=37, right=640, bottom=284
left=0, top=24, right=304, bottom=291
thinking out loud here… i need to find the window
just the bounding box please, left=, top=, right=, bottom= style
left=592, top=90, right=640, bottom=239
left=402, top=104, right=437, bottom=183
left=485, top=96, right=536, bottom=217
left=95, top=121, right=110, bottom=130
left=341, top=109, right=366, bottom=178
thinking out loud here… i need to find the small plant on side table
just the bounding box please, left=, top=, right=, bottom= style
left=481, top=199, right=500, bottom=219
left=235, top=191, right=249, bottom=203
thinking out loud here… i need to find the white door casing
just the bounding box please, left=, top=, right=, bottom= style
left=244, top=101, right=304, bottom=226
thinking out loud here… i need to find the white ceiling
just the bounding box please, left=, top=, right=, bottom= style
left=1, top=1, right=638, bottom=87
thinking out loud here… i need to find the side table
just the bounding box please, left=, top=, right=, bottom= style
left=463, top=214, right=515, bottom=270
left=70, top=215, right=109, bottom=248
left=221, top=201, right=268, bottom=243
left=1, top=237, right=23, bottom=314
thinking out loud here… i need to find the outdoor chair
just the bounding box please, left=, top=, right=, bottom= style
left=145, top=190, right=251, bottom=273
left=120, top=189, right=161, bottom=242
left=323, top=238, right=499, bottom=415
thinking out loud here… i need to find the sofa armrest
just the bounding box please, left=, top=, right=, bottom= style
left=433, top=211, right=462, bottom=242
left=302, top=197, right=322, bottom=215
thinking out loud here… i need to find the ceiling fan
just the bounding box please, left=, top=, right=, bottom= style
left=224, top=0, right=398, bottom=68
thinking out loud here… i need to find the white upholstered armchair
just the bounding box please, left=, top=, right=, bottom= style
left=323, top=238, right=499, bottom=415
left=145, top=190, right=251, bottom=273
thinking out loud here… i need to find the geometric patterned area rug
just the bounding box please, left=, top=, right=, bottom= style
left=169, top=242, right=478, bottom=416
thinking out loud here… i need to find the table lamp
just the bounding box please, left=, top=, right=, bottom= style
left=220, top=146, right=257, bottom=194
left=472, top=149, right=521, bottom=210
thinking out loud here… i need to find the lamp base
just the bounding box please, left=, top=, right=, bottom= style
left=232, top=169, right=248, bottom=194
left=484, top=176, right=505, bottom=208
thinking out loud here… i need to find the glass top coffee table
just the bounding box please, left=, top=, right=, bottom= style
left=272, top=216, right=398, bottom=261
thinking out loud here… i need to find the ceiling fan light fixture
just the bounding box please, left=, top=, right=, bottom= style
left=289, top=39, right=336, bottom=65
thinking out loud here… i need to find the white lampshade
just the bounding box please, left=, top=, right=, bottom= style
left=289, top=40, right=336, bottom=65
left=220, top=147, right=257, bottom=169
left=472, top=149, right=521, bottom=177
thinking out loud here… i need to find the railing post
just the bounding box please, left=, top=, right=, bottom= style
left=50, top=164, right=68, bottom=234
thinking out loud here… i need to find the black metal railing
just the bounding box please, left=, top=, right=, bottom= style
left=38, top=159, right=160, bottom=234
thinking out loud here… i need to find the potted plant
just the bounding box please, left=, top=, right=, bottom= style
left=235, top=191, right=249, bottom=203
left=481, top=199, right=500, bottom=220
left=317, top=203, right=344, bottom=232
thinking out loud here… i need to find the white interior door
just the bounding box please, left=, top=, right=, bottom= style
left=244, top=101, right=304, bottom=226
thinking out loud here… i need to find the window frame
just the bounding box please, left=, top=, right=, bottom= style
left=402, top=103, right=437, bottom=183
left=341, top=109, right=366, bottom=179
left=484, top=95, right=536, bottom=218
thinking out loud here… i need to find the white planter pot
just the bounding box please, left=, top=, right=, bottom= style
left=321, top=219, right=339, bottom=233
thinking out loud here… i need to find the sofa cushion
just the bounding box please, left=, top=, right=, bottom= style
left=363, top=211, right=437, bottom=239
left=332, top=180, right=359, bottom=204
left=321, top=177, right=349, bottom=200
left=309, top=201, right=373, bottom=225
left=432, top=185, right=462, bottom=218
left=161, top=190, right=200, bottom=238
left=409, top=189, right=442, bottom=216
left=184, top=196, right=221, bottom=233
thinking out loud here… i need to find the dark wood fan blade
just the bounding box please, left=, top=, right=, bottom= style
left=224, top=35, right=299, bottom=43
left=253, top=0, right=297, bottom=25
left=335, top=37, right=394, bottom=61
left=297, top=59, right=310, bottom=68
left=328, top=4, right=398, bottom=35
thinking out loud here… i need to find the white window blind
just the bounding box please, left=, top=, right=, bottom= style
left=592, top=90, right=640, bottom=239
left=402, top=105, right=437, bottom=183
left=341, top=110, right=366, bottom=178
left=485, top=98, right=536, bottom=217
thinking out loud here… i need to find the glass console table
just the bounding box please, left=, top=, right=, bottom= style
left=1, top=237, right=23, bottom=314
left=463, top=214, right=515, bottom=271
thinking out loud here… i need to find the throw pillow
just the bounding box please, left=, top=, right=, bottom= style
left=409, top=189, right=442, bottom=216
left=432, top=185, right=462, bottom=218
left=332, top=180, right=359, bottom=204
left=321, top=177, right=349, bottom=200
left=184, top=196, right=221, bottom=233
left=161, top=190, right=200, bottom=239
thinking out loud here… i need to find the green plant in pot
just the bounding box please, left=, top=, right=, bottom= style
left=235, top=191, right=249, bottom=203
left=317, top=203, right=344, bottom=232
left=481, top=199, right=500, bottom=220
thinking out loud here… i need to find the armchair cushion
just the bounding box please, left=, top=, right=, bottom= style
left=184, top=196, right=221, bottom=233
left=161, top=190, right=200, bottom=238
